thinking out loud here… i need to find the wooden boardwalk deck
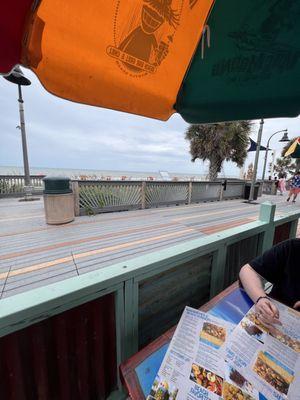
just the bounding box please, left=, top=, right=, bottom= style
left=0, top=195, right=298, bottom=298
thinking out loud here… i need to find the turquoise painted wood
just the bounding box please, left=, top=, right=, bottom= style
left=0, top=203, right=298, bottom=341
left=224, top=233, right=261, bottom=288
left=259, top=202, right=276, bottom=252
left=0, top=202, right=298, bottom=400
left=138, top=254, right=212, bottom=348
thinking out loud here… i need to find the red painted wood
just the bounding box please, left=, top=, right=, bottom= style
left=0, top=293, right=117, bottom=400
left=53, top=314, right=72, bottom=400
left=90, top=300, right=106, bottom=399
left=74, top=305, right=90, bottom=399
left=31, top=323, right=51, bottom=399
left=1, top=334, right=27, bottom=400
left=273, top=222, right=291, bottom=245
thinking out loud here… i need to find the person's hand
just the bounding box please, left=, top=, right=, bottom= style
left=255, top=297, right=282, bottom=326
left=293, top=301, right=300, bottom=310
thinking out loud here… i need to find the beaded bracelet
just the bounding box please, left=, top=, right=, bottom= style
left=255, top=295, right=269, bottom=304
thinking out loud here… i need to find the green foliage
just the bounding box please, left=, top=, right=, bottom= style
left=185, top=121, right=252, bottom=180
left=84, top=205, right=95, bottom=216
left=0, top=178, right=23, bottom=194
left=273, top=157, right=296, bottom=177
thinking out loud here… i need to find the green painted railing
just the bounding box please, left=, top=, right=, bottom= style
left=0, top=202, right=298, bottom=399
left=72, top=180, right=247, bottom=216
left=0, top=175, right=45, bottom=197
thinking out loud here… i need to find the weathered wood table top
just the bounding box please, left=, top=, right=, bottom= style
left=0, top=195, right=296, bottom=298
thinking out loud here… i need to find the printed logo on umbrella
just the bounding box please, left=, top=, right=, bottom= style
left=107, top=0, right=196, bottom=76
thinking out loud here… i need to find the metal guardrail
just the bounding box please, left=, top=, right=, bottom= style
left=74, top=180, right=246, bottom=216
left=0, top=203, right=298, bottom=399
left=0, top=175, right=45, bottom=197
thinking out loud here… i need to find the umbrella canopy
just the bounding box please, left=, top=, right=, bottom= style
left=1, top=0, right=300, bottom=123
left=284, top=137, right=300, bottom=158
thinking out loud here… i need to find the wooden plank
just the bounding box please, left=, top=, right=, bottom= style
left=0, top=196, right=299, bottom=301
left=138, top=254, right=212, bottom=348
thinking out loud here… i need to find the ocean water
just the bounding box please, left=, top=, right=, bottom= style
left=0, top=166, right=207, bottom=181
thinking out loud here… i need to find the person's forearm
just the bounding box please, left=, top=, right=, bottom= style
left=239, top=264, right=266, bottom=303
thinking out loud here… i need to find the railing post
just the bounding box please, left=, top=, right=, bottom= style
left=259, top=202, right=276, bottom=252
left=141, top=181, right=146, bottom=209
left=289, top=219, right=299, bottom=239
left=124, top=279, right=139, bottom=358
left=210, top=244, right=227, bottom=298
left=219, top=183, right=224, bottom=201
left=71, top=181, right=80, bottom=216
left=188, top=181, right=192, bottom=204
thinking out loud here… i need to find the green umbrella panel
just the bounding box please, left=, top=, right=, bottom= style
left=176, top=0, right=300, bottom=123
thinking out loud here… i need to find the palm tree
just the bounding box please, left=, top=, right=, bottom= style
left=273, top=157, right=296, bottom=177
left=185, top=121, right=252, bottom=181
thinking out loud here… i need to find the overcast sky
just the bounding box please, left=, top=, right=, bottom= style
left=1, top=68, right=299, bottom=177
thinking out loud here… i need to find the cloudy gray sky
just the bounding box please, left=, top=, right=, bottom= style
left=1, top=68, right=299, bottom=177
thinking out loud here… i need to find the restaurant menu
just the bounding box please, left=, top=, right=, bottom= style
left=146, top=307, right=235, bottom=400
left=226, top=301, right=300, bottom=400
left=147, top=302, right=300, bottom=400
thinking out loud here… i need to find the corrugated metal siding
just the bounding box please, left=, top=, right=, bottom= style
left=225, top=234, right=262, bottom=287
left=273, top=222, right=291, bottom=245
left=138, top=254, right=213, bottom=349
left=0, top=294, right=117, bottom=400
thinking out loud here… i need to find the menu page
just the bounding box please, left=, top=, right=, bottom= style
left=146, top=307, right=235, bottom=400
left=226, top=301, right=300, bottom=400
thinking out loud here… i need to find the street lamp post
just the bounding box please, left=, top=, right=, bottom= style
left=3, top=67, right=32, bottom=187
left=261, top=129, right=289, bottom=184
left=248, top=118, right=264, bottom=202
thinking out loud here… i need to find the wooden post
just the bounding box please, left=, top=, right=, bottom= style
left=259, top=202, right=276, bottom=252
left=210, top=245, right=227, bottom=298
left=71, top=181, right=80, bottom=216
left=141, top=181, right=146, bottom=209
left=289, top=219, right=299, bottom=239
left=188, top=181, right=192, bottom=204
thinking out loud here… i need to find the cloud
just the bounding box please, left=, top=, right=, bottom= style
left=0, top=68, right=299, bottom=178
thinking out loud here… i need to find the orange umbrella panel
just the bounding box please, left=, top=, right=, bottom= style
left=20, top=0, right=214, bottom=120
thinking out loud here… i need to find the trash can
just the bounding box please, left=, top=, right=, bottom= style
left=43, top=177, right=74, bottom=224
left=244, top=183, right=259, bottom=200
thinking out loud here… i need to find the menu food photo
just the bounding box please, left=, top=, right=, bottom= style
left=147, top=301, right=300, bottom=400
left=226, top=301, right=300, bottom=400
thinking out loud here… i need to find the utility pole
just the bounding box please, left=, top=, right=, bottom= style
left=17, top=84, right=30, bottom=186
left=3, top=66, right=32, bottom=194
left=248, top=119, right=264, bottom=202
